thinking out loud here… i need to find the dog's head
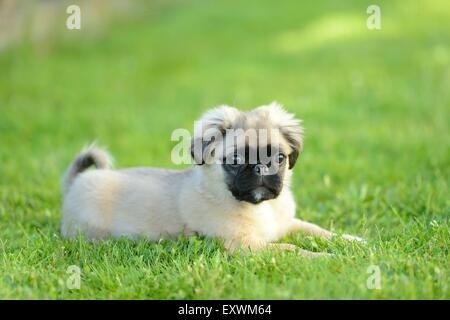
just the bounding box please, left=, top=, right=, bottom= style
left=191, top=102, right=303, bottom=204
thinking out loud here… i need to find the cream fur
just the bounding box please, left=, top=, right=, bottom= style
left=61, top=103, right=364, bottom=255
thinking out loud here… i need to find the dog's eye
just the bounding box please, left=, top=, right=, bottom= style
left=276, top=153, right=285, bottom=164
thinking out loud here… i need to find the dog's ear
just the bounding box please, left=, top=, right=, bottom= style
left=190, top=136, right=220, bottom=165
left=281, top=117, right=303, bottom=169
left=285, top=137, right=301, bottom=170
left=256, top=102, right=303, bottom=169
left=191, top=105, right=241, bottom=165
left=190, top=138, right=206, bottom=165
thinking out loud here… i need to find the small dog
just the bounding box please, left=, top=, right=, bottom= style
left=61, top=103, right=364, bottom=256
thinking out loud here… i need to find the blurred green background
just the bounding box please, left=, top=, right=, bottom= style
left=0, top=0, right=448, bottom=299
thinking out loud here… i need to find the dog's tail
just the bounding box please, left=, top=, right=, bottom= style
left=62, top=144, right=113, bottom=194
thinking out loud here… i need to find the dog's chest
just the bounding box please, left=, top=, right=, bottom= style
left=191, top=200, right=280, bottom=243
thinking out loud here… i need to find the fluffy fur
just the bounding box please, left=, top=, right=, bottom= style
left=61, top=102, right=364, bottom=255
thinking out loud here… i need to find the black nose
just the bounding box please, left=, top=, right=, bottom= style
left=253, top=164, right=269, bottom=176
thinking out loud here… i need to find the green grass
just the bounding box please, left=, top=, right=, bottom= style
left=0, top=0, right=449, bottom=299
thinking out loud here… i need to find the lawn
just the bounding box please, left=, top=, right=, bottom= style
left=0, top=0, right=448, bottom=299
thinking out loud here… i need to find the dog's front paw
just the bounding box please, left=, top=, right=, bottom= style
left=341, top=234, right=367, bottom=244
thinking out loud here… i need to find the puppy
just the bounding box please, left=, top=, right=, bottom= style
left=61, top=102, right=364, bottom=256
